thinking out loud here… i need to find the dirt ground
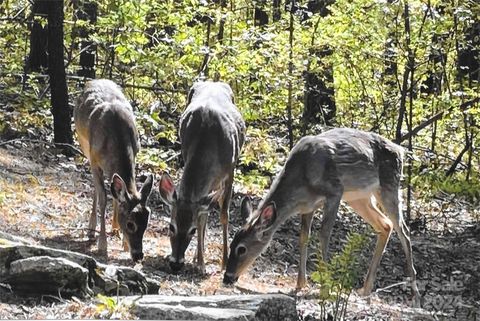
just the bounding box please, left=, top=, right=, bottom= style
left=0, top=140, right=479, bottom=320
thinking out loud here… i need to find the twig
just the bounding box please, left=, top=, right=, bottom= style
left=41, top=294, right=66, bottom=303
left=232, top=285, right=262, bottom=295
left=400, top=97, right=480, bottom=143
left=374, top=280, right=408, bottom=294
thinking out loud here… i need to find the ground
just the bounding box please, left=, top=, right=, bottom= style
left=0, top=140, right=479, bottom=320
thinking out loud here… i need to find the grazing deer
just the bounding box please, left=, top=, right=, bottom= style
left=159, top=81, right=245, bottom=273
left=74, top=79, right=153, bottom=261
left=224, top=128, right=420, bottom=304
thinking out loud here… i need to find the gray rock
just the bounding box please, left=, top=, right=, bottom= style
left=0, top=241, right=159, bottom=297
left=0, top=231, right=31, bottom=245
left=5, top=256, right=90, bottom=297
left=128, top=294, right=297, bottom=321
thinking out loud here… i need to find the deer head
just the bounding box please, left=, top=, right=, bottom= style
left=111, top=173, right=153, bottom=261
left=159, top=172, right=212, bottom=272
left=223, top=197, right=277, bottom=284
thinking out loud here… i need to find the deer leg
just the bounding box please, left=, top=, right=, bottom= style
left=347, top=196, right=393, bottom=296
left=318, top=194, right=342, bottom=260
left=196, top=212, right=208, bottom=273
left=220, top=172, right=234, bottom=270
left=111, top=199, right=120, bottom=237
left=379, top=189, right=420, bottom=305
left=297, top=212, right=314, bottom=290
left=87, top=188, right=97, bottom=240
left=92, top=166, right=107, bottom=256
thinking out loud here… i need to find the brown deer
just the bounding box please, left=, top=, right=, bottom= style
left=159, top=81, right=245, bottom=273
left=74, top=79, right=153, bottom=261
left=224, top=128, right=420, bottom=305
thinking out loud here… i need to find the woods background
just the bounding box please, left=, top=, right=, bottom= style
left=1, top=0, right=479, bottom=208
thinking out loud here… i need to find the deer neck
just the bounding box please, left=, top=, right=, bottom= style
left=116, top=156, right=137, bottom=196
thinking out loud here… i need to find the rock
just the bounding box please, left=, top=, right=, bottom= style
left=5, top=256, right=90, bottom=297
left=0, top=242, right=97, bottom=286
left=0, top=241, right=159, bottom=297
left=128, top=294, right=298, bottom=321
left=0, top=232, right=32, bottom=245
left=94, top=263, right=160, bottom=296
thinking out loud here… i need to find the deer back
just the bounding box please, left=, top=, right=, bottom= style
left=74, top=79, right=153, bottom=261
left=74, top=79, right=139, bottom=192
left=178, top=81, right=245, bottom=202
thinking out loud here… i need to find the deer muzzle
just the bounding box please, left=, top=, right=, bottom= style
left=131, top=251, right=144, bottom=262
left=169, top=256, right=185, bottom=272
left=223, top=272, right=239, bottom=285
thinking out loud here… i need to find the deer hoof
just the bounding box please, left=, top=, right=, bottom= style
left=87, top=229, right=96, bottom=240
left=356, top=287, right=371, bottom=297
left=98, top=238, right=107, bottom=255
left=196, top=263, right=206, bottom=274
left=412, top=295, right=421, bottom=308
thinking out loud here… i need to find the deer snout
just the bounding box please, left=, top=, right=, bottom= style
left=169, top=256, right=185, bottom=272
left=131, top=251, right=144, bottom=262
left=223, top=272, right=239, bottom=285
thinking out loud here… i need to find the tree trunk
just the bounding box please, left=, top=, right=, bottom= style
left=302, top=0, right=336, bottom=134
left=254, top=1, right=268, bottom=27
left=381, top=0, right=398, bottom=134
left=457, top=21, right=480, bottom=85
left=75, top=1, right=97, bottom=79
left=217, top=0, right=227, bottom=44
left=303, top=47, right=336, bottom=130
left=47, top=0, right=73, bottom=146
left=26, top=1, right=48, bottom=77
left=272, top=0, right=281, bottom=22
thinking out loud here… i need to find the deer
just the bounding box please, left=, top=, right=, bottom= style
left=159, top=81, right=245, bottom=273
left=74, top=79, right=153, bottom=262
left=223, top=128, right=420, bottom=306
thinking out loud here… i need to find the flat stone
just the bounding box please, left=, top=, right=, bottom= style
left=0, top=241, right=159, bottom=297
left=6, top=256, right=90, bottom=297
left=128, top=294, right=297, bottom=321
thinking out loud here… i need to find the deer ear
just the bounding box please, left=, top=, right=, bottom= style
left=159, top=172, right=177, bottom=205
left=186, top=86, right=195, bottom=106
left=256, top=202, right=277, bottom=232
left=140, top=173, right=153, bottom=204
left=111, top=174, right=128, bottom=203
left=240, top=196, right=253, bottom=222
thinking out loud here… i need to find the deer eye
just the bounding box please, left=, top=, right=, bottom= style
left=126, top=221, right=137, bottom=233
left=169, top=224, right=176, bottom=236
left=189, top=227, right=197, bottom=236
left=236, top=245, right=247, bottom=256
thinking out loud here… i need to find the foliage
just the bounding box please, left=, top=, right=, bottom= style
left=311, top=232, right=369, bottom=321
left=413, top=170, right=480, bottom=201
left=95, top=294, right=133, bottom=319
left=0, top=0, right=478, bottom=202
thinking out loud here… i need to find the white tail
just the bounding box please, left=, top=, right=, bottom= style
left=74, top=79, right=153, bottom=261
left=159, top=81, right=246, bottom=273
left=224, top=128, right=420, bottom=305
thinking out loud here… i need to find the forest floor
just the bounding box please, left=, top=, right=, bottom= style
left=0, top=140, right=479, bottom=320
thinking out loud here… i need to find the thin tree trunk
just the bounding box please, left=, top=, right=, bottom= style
left=47, top=0, right=73, bottom=146
left=76, top=1, right=97, bottom=79
left=218, top=0, right=227, bottom=44
left=402, top=1, right=414, bottom=223
left=302, top=0, right=336, bottom=135
left=272, top=0, right=281, bottom=22
left=286, top=0, right=294, bottom=150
